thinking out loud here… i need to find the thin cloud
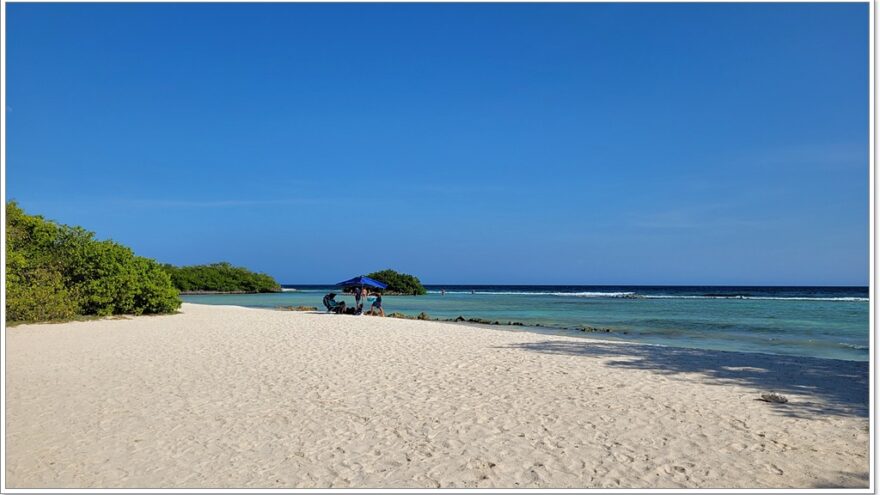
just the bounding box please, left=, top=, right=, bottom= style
left=417, top=184, right=508, bottom=194
left=748, top=142, right=867, bottom=169
left=631, top=205, right=767, bottom=231
left=116, top=198, right=333, bottom=208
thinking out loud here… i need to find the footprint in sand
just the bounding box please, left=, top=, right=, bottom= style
left=656, top=464, right=688, bottom=477
left=765, top=463, right=784, bottom=475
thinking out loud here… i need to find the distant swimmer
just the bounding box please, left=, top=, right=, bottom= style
left=441, top=289, right=446, bottom=296
left=471, top=290, right=475, bottom=294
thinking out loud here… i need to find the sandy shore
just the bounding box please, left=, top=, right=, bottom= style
left=5, top=303, right=870, bottom=489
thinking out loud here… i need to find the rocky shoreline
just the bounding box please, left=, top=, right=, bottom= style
left=277, top=305, right=624, bottom=334
left=279, top=306, right=629, bottom=335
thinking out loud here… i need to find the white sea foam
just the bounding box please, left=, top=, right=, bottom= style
left=838, top=343, right=870, bottom=350
left=642, top=295, right=868, bottom=302
left=558, top=292, right=638, bottom=298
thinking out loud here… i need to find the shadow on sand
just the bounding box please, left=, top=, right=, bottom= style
left=498, top=340, right=868, bottom=419
left=810, top=470, right=870, bottom=488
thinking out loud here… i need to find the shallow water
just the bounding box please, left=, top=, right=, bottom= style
left=183, top=285, right=869, bottom=362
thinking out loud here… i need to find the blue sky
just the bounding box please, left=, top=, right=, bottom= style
left=7, top=3, right=869, bottom=285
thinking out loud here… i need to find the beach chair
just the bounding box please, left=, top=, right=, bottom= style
left=323, top=293, right=341, bottom=312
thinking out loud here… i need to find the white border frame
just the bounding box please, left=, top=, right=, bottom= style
left=0, top=1, right=874, bottom=494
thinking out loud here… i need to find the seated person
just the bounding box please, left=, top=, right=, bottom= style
left=333, top=301, right=348, bottom=314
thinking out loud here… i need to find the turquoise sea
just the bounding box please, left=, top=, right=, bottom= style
left=183, top=285, right=869, bottom=362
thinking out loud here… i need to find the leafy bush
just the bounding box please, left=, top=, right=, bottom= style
left=6, top=267, right=79, bottom=322
left=161, top=262, right=280, bottom=293
left=366, top=269, right=427, bottom=295
left=74, top=241, right=180, bottom=316
left=5, top=202, right=181, bottom=323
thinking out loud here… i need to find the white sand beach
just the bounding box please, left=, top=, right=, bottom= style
left=5, top=303, right=870, bottom=489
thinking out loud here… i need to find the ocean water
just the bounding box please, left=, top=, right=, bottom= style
left=183, top=285, right=870, bottom=362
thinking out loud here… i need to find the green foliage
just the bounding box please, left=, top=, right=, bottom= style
left=366, top=269, right=427, bottom=295
left=161, top=262, right=281, bottom=293
left=6, top=267, right=79, bottom=322
left=5, top=202, right=181, bottom=323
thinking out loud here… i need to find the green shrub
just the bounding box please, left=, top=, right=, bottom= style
left=73, top=241, right=180, bottom=316
left=161, top=262, right=280, bottom=293
left=366, top=269, right=427, bottom=295
left=5, top=202, right=181, bottom=323
left=5, top=267, right=79, bottom=322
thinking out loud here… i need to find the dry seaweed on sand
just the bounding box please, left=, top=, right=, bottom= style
left=758, top=393, right=789, bottom=404
left=276, top=305, right=318, bottom=312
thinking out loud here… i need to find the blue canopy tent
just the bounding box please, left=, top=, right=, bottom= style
left=336, top=276, right=388, bottom=290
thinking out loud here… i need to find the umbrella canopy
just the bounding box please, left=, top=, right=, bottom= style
left=336, top=276, right=388, bottom=290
